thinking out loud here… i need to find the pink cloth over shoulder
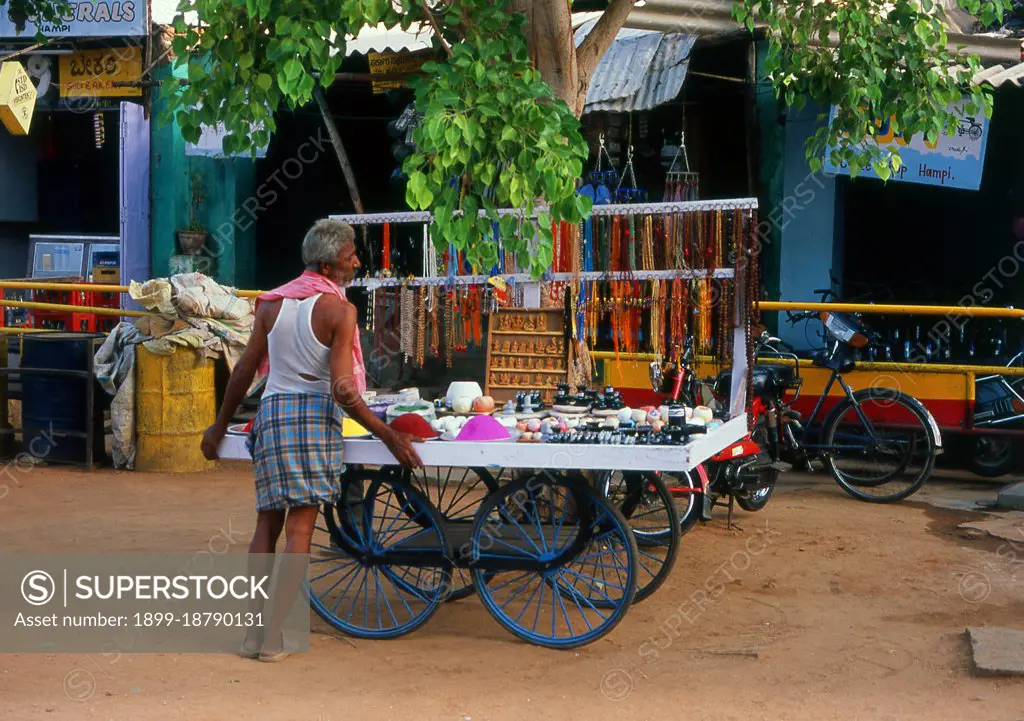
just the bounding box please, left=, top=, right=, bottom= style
left=256, top=270, right=367, bottom=397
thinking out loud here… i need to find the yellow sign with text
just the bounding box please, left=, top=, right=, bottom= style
left=0, top=61, right=37, bottom=135
left=367, top=51, right=431, bottom=94
left=59, top=46, right=142, bottom=98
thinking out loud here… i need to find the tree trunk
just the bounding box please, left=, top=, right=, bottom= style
left=509, top=0, right=636, bottom=118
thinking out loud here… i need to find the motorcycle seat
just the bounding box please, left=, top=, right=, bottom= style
left=751, top=365, right=796, bottom=396
left=810, top=349, right=856, bottom=373
left=718, top=365, right=796, bottom=399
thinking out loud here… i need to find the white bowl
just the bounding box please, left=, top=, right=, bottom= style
left=446, top=381, right=483, bottom=406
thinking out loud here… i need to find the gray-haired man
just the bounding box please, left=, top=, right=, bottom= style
left=201, top=219, right=424, bottom=660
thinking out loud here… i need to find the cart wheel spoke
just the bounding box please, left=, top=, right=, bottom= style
left=309, top=471, right=450, bottom=639
left=472, top=473, right=638, bottom=649
left=596, top=470, right=680, bottom=603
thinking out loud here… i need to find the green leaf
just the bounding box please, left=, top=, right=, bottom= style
left=435, top=89, right=460, bottom=105
left=256, top=73, right=273, bottom=91
left=187, top=62, right=208, bottom=82
left=575, top=193, right=593, bottom=218
left=418, top=184, right=435, bottom=209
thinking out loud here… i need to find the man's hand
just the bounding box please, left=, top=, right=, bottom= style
left=200, top=424, right=226, bottom=461
left=382, top=429, right=425, bottom=469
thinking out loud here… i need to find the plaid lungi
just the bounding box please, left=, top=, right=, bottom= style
left=246, top=392, right=345, bottom=511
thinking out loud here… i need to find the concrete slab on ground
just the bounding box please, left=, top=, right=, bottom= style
left=959, top=512, right=1024, bottom=543
left=998, top=482, right=1024, bottom=511
left=912, top=483, right=997, bottom=512
left=966, top=627, right=1024, bottom=676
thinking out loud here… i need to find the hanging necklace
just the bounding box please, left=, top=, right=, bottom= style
left=445, top=289, right=454, bottom=368
left=399, top=284, right=412, bottom=361
left=648, top=280, right=659, bottom=355
left=641, top=215, right=655, bottom=271
left=429, top=285, right=440, bottom=358
left=416, top=286, right=426, bottom=367
left=610, top=216, right=621, bottom=272
left=472, top=286, right=482, bottom=347
left=373, top=288, right=383, bottom=355
left=670, top=277, right=684, bottom=363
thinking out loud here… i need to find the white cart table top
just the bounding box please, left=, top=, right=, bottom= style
left=218, top=414, right=747, bottom=472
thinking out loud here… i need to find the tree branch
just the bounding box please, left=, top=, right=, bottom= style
left=576, top=0, right=636, bottom=79
left=421, top=2, right=453, bottom=58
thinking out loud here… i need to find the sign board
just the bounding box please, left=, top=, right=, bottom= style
left=368, top=51, right=431, bottom=94
left=59, top=46, right=142, bottom=97
left=823, top=105, right=990, bottom=191
left=0, top=61, right=37, bottom=135
left=0, top=2, right=145, bottom=38
left=185, top=121, right=269, bottom=158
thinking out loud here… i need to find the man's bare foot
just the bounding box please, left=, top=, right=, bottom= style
left=260, top=631, right=284, bottom=656
left=239, top=628, right=263, bottom=658
left=258, top=632, right=290, bottom=663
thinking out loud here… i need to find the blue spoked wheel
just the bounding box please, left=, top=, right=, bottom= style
left=309, top=470, right=452, bottom=639
left=398, top=466, right=505, bottom=602
left=596, top=470, right=680, bottom=604
left=470, top=473, right=638, bottom=649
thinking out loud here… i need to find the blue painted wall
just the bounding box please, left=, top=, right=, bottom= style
left=775, top=103, right=841, bottom=350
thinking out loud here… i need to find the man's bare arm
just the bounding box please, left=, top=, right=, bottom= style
left=330, top=302, right=423, bottom=468
left=200, top=303, right=271, bottom=459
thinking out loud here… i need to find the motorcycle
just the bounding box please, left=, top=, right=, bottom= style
left=970, top=350, right=1024, bottom=477
left=649, top=333, right=793, bottom=530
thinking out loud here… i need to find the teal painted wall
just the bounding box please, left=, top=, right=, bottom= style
left=754, top=40, right=785, bottom=333
left=149, top=64, right=256, bottom=288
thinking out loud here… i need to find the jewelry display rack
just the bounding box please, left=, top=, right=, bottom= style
left=332, top=199, right=755, bottom=290
left=332, top=197, right=760, bottom=419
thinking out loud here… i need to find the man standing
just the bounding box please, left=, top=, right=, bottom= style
left=201, top=219, right=423, bottom=661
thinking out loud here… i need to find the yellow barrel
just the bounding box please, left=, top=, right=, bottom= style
left=135, top=346, right=215, bottom=472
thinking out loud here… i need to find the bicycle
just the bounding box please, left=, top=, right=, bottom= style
left=762, top=309, right=943, bottom=502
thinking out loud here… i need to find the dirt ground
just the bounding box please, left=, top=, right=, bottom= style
left=1, top=462, right=1022, bottom=721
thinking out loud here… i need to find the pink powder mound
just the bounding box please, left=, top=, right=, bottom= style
left=456, top=414, right=512, bottom=442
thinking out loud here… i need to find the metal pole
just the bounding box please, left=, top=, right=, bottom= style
left=758, top=301, right=1024, bottom=319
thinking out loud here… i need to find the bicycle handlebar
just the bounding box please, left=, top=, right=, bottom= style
left=785, top=310, right=819, bottom=325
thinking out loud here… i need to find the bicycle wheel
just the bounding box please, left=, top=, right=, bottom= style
left=663, top=468, right=703, bottom=535
left=822, top=387, right=937, bottom=503
left=399, top=466, right=504, bottom=601
left=471, top=474, right=638, bottom=649
left=597, top=470, right=680, bottom=603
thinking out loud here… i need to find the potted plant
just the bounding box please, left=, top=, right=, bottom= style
left=176, top=171, right=208, bottom=255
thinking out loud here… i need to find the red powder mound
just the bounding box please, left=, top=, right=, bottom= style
left=390, top=413, right=439, bottom=439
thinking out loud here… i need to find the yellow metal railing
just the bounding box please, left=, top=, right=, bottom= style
left=0, top=298, right=151, bottom=318
left=0, top=279, right=266, bottom=334
left=0, top=280, right=263, bottom=299
left=752, top=355, right=1024, bottom=378
left=758, top=300, right=1024, bottom=319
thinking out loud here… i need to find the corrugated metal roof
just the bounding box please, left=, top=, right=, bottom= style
left=344, top=22, right=434, bottom=56
left=343, top=13, right=599, bottom=57
left=575, top=20, right=695, bottom=114
left=974, top=62, right=1024, bottom=87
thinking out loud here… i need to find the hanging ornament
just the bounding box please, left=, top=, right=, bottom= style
left=93, top=111, right=105, bottom=149
left=382, top=222, right=392, bottom=274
